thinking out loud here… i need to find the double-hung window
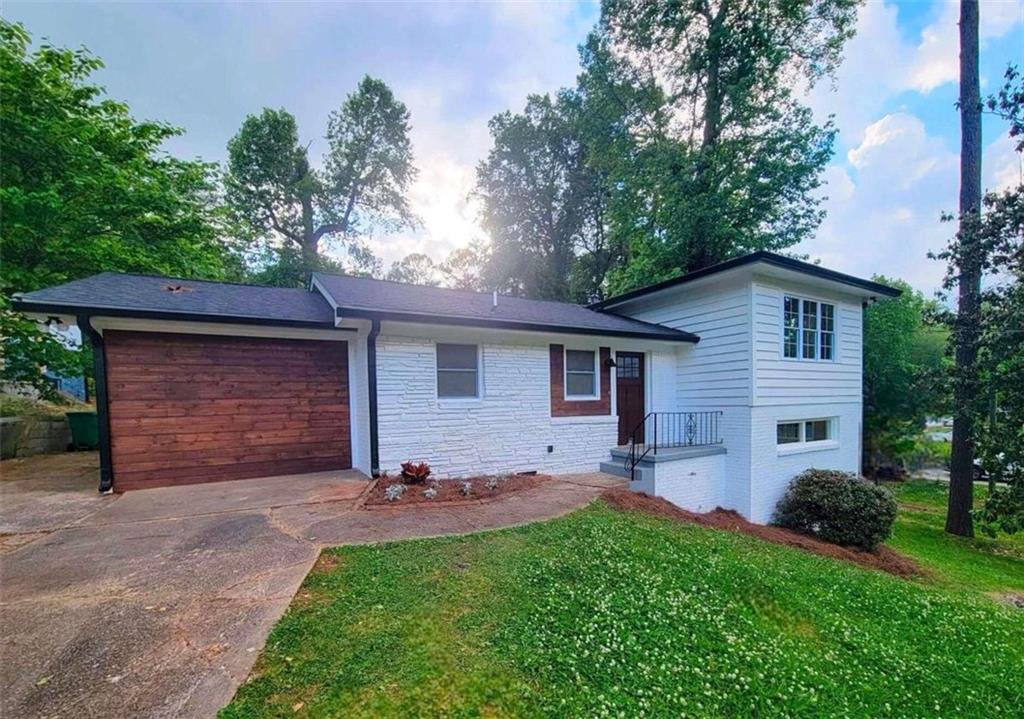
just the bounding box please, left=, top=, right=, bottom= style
left=564, top=349, right=597, bottom=398
left=783, top=296, right=835, bottom=360
left=436, top=343, right=480, bottom=399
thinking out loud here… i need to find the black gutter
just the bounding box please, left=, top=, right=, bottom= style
left=79, top=316, right=114, bottom=493
left=367, top=319, right=381, bottom=477
left=11, top=300, right=351, bottom=331
left=334, top=307, right=699, bottom=343
left=590, top=251, right=903, bottom=310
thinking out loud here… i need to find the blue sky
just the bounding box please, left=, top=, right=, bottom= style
left=5, top=1, right=1022, bottom=295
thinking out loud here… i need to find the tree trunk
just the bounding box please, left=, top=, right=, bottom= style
left=299, top=191, right=319, bottom=274
left=946, top=0, right=981, bottom=538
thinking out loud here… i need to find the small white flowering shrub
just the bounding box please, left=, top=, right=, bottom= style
left=383, top=483, right=406, bottom=502
left=459, top=481, right=472, bottom=496
left=423, top=486, right=437, bottom=500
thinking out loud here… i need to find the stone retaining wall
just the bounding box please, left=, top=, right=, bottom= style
left=1, top=417, right=71, bottom=459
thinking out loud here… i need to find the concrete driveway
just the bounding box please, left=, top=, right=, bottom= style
left=0, top=453, right=622, bottom=718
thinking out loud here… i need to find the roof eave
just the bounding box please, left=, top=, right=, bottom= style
left=334, top=306, right=699, bottom=343
left=11, top=298, right=342, bottom=331
left=591, top=252, right=901, bottom=310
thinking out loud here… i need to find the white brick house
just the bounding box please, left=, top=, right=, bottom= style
left=15, top=252, right=898, bottom=524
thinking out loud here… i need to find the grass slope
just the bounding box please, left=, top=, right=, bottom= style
left=885, top=480, right=1024, bottom=594
left=222, top=501, right=1023, bottom=719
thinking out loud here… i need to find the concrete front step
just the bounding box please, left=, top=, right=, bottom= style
left=599, top=461, right=653, bottom=484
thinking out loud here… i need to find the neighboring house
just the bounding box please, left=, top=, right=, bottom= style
left=13, top=252, right=898, bottom=524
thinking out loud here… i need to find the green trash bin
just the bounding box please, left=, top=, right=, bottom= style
left=66, top=411, right=99, bottom=450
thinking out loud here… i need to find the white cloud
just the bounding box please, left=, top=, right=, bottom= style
left=800, top=111, right=959, bottom=292
left=809, top=1, right=912, bottom=143
left=986, top=132, right=1024, bottom=190
left=908, top=0, right=1023, bottom=93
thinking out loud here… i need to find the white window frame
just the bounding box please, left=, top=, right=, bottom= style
left=564, top=347, right=600, bottom=400
left=776, top=417, right=839, bottom=455
left=435, top=342, right=482, bottom=401
left=781, top=294, right=837, bottom=362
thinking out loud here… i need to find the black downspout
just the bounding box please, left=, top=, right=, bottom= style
left=367, top=318, right=381, bottom=477
left=80, top=316, right=114, bottom=493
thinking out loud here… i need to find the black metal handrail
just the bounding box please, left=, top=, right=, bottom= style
left=624, top=411, right=724, bottom=481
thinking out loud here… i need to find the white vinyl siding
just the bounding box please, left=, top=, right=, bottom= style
left=624, top=279, right=752, bottom=407
left=753, top=280, right=862, bottom=406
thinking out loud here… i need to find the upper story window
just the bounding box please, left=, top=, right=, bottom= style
left=565, top=349, right=597, bottom=398
left=783, top=296, right=835, bottom=360
left=436, top=343, right=480, bottom=398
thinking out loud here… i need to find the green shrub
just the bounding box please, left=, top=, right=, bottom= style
left=975, top=482, right=1024, bottom=537
left=772, top=469, right=898, bottom=550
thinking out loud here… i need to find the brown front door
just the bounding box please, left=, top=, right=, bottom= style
left=616, top=352, right=645, bottom=445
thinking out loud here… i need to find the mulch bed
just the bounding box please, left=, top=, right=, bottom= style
left=601, top=488, right=923, bottom=578
left=363, top=473, right=550, bottom=508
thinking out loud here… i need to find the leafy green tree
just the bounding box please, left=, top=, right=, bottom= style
left=386, top=253, right=440, bottom=285
left=0, top=21, right=236, bottom=397
left=476, top=93, right=610, bottom=301
left=438, top=243, right=489, bottom=291
left=225, top=77, right=418, bottom=287
left=584, top=0, right=856, bottom=293
left=862, top=278, right=951, bottom=470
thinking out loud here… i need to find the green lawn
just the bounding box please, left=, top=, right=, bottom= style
left=885, top=479, right=1024, bottom=595
left=222, top=496, right=1023, bottom=719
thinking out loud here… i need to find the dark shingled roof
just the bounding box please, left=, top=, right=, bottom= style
left=13, top=271, right=699, bottom=341
left=13, top=272, right=336, bottom=326
left=313, top=272, right=697, bottom=342
left=591, top=251, right=901, bottom=309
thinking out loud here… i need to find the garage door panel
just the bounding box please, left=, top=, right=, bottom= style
left=114, top=455, right=349, bottom=492
left=104, top=331, right=351, bottom=490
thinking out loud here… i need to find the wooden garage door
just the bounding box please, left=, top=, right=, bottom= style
left=104, top=331, right=351, bottom=491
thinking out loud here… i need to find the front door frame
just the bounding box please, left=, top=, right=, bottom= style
left=615, top=350, right=646, bottom=446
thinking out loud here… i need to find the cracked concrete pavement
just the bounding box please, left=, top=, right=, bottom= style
left=0, top=453, right=623, bottom=718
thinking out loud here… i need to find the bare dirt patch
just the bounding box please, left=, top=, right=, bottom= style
left=602, top=488, right=922, bottom=578
left=364, top=473, right=549, bottom=508
left=310, top=552, right=342, bottom=574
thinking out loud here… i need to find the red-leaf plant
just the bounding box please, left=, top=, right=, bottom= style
left=400, top=461, right=432, bottom=484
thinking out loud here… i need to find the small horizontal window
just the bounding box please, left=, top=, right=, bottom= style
left=805, top=419, right=830, bottom=442
left=777, top=422, right=801, bottom=444
left=777, top=418, right=836, bottom=447
left=437, top=343, right=479, bottom=398
left=565, top=349, right=596, bottom=398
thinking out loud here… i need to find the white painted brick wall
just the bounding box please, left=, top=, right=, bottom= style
left=650, top=452, right=726, bottom=513
left=748, top=402, right=862, bottom=523
left=376, top=335, right=617, bottom=477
